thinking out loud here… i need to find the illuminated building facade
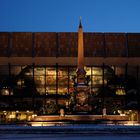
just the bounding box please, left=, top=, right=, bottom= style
left=0, top=23, right=140, bottom=121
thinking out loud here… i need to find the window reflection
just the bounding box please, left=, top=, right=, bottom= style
left=91, top=88, right=99, bottom=95
left=46, top=76, right=56, bottom=86
left=58, top=67, right=68, bottom=95
left=85, top=67, right=91, bottom=75
left=34, top=76, right=45, bottom=85
left=46, top=67, right=56, bottom=94
left=69, top=67, right=76, bottom=93
left=36, top=88, right=45, bottom=95
left=11, top=66, right=22, bottom=75
left=92, top=76, right=103, bottom=86
left=0, top=65, right=117, bottom=96
left=46, top=87, right=56, bottom=94
left=92, top=67, right=103, bottom=75
left=34, top=67, right=45, bottom=76
left=91, top=67, right=103, bottom=93
left=46, top=67, right=56, bottom=75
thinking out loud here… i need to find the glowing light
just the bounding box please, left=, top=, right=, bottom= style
left=9, top=114, right=15, bottom=119
left=120, top=114, right=126, bottom=116
left=1, top=89, right=9, bottom=95
left=31, top=123, right=55, bottom=127
left=3, top=110, right=7, bottom=115
left=32, top=114, right=37, bottom=118
left=116, top=88, right=126, bottom=95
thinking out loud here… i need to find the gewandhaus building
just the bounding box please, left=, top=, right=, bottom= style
left=0, top=22, right=140, bottom=122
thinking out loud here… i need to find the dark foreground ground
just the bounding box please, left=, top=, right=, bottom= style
left=0, top=125, right=140, bottom=140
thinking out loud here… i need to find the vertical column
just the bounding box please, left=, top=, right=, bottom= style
left=56, top=63, right=58, bottom=106
left=124, top=63, right=128, bottom=109
left=32, top=63, right=35, bottom=112
left=136, top=66, right=139, bottom=84
left=8, top=32, right=12, bottom=57
left=102, top=63, right=105, bottom=111
left=91, top=66, right=93, bottom=94
left=44, top=66, right=47, bottom=107
left=56, top=33, right=59, bottom=58
left=32, top=32, right=35, bottom=57
left=125, top=33, right=129, bottom=57
left=56, top=63, right=58, bottom=95
left=125, top=63, right=128, bottom=81
left=90, top=66, right=92, bottom=94
left=68, top=66, right=70, bottom=94
left=137, top=66, right=140, bottom=121
left=8, top=63, right=11, bottom=95
left=113, top=66, right=116, bottom=75
left=44, top=66, right=47, bottom=95
left=102, top=63, right=105, bottom=87
left=103, top=33, right=106, bottom=57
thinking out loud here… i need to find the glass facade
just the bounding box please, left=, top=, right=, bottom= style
left=0, top=64, right=139, bottom=96
left=0, top=65, right=99, bottom=95
left=0, top=63, right=139, bottom=117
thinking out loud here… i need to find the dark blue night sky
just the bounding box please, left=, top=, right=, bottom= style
left=0, top=0, right=140, bottom=32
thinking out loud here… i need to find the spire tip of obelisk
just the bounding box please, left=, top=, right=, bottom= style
left=79, top=16, right=82, bottom=28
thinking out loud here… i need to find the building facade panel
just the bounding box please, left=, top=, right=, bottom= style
left=11, top=33, right=32, bottom=57
left=127, top=33, right=140, bottom=57
left=35, top=32, right=56, bottom=57
left=58, top=33, right=77, bottom=57
left=0, top=33, right=9, bottom=56
left=84, top=33, right=105, bottom=57
left=105, top=33, right=127, bottom=57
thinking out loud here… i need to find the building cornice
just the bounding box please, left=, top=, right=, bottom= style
left=0, top=57, right=140, bottom=66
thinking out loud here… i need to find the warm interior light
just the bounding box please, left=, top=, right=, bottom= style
left=116, top=87, right=126, bottom=95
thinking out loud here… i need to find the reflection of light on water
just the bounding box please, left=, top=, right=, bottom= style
left=31, top=123, right=55, bottom=127
left=31, top=122, right=70, bottom=127
left=31, top=121, right=140, bottom=127
left=123, top=121, right=140, bottom=126
left=107, top=121, right=140, bottom=126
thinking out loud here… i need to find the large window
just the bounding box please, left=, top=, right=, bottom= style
left=91, top=67, right=103, bottom=94
left=34, top=67, right=45, bottom=95
left=0, top=64, right=131, bottom=96
left=58, top=67, right=68, bottom=95
left=69, top=67, right=77, bottom=94
left=46, top=67, right=56, bottom=94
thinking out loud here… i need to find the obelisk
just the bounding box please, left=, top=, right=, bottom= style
left=76, top=17, right=86, bottom=84
left=78, top=17, right=84, bottom=70
left=73, top=18, right=92, bottom=113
